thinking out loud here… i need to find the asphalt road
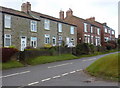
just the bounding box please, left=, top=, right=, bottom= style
left=1, top=52, right=119, bottom=87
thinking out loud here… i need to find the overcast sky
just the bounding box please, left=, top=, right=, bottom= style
left=0, top=0, right=119, bottom=37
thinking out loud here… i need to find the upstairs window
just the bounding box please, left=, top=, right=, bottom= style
left=44, top=34, right=50, bottom=44
left=97, top=28, right=100, bottom=35
left=31, top=20, right=37, bottom=32
left=70, top=26, right=75, bottom=34
left=4, top=34, right=11, bottom=47
left=44, top=19, right=50, bottom=30
left=58, top=23, right=62, bottom=32
left=30, top=37, right=37, bottom=48
left=112, top=31, right=115, bottom=35
left=84, top=23, right=87, bottom=32
left=4, top=15, right=11, bottom=28
left=91, top=26, right=93, bottom=33
left=105, top=28, right=107, bottom=33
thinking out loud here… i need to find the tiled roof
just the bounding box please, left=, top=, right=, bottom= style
left=31, top=11, right=76, bottom=26
left=0, top=6, right=39, bottom=20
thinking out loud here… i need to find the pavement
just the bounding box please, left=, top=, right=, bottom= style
left=1, top=52, right=119, bottom=87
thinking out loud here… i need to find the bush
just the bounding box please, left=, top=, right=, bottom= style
left=89, top=44, right=95, bottom=54
left=96, top=45, right=106, bottom=52
left=76, top=43, right=90, bottom=55
left=1, top=47, right=19, bottom=62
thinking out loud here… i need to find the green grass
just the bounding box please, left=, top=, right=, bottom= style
left=86, top=53, right=119, bottom=81
left=0, top=60, right=24, bottom=70
left=26, top=54, right=78, bottom=65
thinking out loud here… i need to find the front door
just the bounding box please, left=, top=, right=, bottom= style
left=21, top=37, right=26, bottom=51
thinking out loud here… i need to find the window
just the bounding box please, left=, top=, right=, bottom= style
left=105, top=28, right=107, bottom=33
left=105, top=37, right=109, bottom=42
left=108, top=29, right=110, bottom=34
left=97, top=37, right=100, bottom=45
left=84, top=23, right=87, bottom=32
left=44, top=19, right=50, bottom=30
left=30, top=37, right=37, bottom=48
left=112, top=31, right=115, bottom=35
left=88, top=35, right=90, bottom=43
left=44, top=34, right=50, bottom=44
left=97, top=28, right=100, bottom=35
left=52, top=36, right=56, bottom=46
left=4, top=15, right=11, bottom=28
left=95, top=37, right=98, bottom=46
left=91, top=26, right=93, bottom=33
left=58, top=36, right=62, bottom=41
left=4, top=34, right=11, bottom=47
left=31, top=20, right=37, bottom=32
left=58, top=23, right=62, bottom=32
left=91, top=36, right=94, bottom=44
left=84, top=34, right=87, bottom=43
left=70, top=26, right=75, bottom=34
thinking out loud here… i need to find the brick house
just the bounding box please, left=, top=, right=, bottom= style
left=62, top=9, right=115, bottom=46
left=0, top=2, right=77, bottom=51
left=63, top=9, right=101, bottom=46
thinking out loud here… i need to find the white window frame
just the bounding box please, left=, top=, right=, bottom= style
left=97, top=28, right=100, bottom=35
left=58, top=23, right=62, bottom=32
left=84, top=34, right=88, bottom=43
left=4, top=15, right=11, bottom=28
left=91, top=36, right=94, bottom=44
left=112, top=31, right=115, bottom=35
left=31, top=20, right=37, bottom=32
left=52, top=36, right=56, bottom=46
left=4, top=34, right=11, bottom=47
left=44, top=19, right=50, bottom=30
left=105, top=28, right=107, bottom=33
left=91, top=26, right=93, bottom=33
left=30, top=37, right=37, bottom=48
left=70, top=26, right=75, bottom=34
left=44, top=34, right=50, bottom=44
left=84, top=23, right=87, bottom=32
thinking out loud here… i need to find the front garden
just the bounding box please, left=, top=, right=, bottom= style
left=0, top=40, right=119, bottom=70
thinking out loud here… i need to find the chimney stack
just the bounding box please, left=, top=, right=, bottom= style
left=86, top=17, right=95, bottom=21
left=21, top=2, right=31, bottom=13
left=66, top=8, right=73, bottom=17
left=59, top=10, right=64, bottom=20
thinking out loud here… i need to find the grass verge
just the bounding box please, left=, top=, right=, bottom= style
left=86, top=53, right=119, bottom=81
left=26, top=54, right=78, bottom=65
left=0, top=60, right=24, bottom=70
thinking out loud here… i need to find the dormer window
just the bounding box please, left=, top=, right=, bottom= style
left=4, top=15, right=11, bottom=28
left=31, top=20, right=37, bottom=32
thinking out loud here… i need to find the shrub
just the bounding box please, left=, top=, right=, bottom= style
left=1, top=47, right=19, bottom=62
left=76, top=43, right=90, bottom=55
left=96, top=45, right=106, bottom=52
left=89, top=44, right=95, bottom=54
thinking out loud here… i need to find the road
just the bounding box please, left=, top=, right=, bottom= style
left=1, top=52, right=119, bottom=87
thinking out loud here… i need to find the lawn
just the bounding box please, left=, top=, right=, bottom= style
left=86, top=53, right=119, bottom=81
left=26, top=54, right=78, bottom=65
left=1, top=60, right=24, bottom=70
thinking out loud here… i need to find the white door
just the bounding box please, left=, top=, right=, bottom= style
left=21, top=37, right=26, bottom=51
left=66, top=37, right=70, bottom=45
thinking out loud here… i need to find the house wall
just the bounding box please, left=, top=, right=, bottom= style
left=0, top=12, right=3, bottom=48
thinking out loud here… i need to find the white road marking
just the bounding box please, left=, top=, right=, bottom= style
left=76, top=69, right=83, bottom=72
left=52, top=75, right=61, bottom=79
left=82, top=58, right=96, bottom=62
left=70, top=71, right=76, bottom=74
left=0, top=71, right=30, bottom=78
left=48, top=63, right=73, bottom=68
left=41, top=78, right=51, bottom=82
left=61, top=73, right=69, bottom=76
left=28, top=81, right=39, bottom=86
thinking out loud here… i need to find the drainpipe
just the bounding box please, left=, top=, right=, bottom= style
left=2, top=12, right=4, bottom=47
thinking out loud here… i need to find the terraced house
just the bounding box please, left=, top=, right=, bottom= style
left=62, top=9, right=115, bottom=46
left=0, top=2, right=77, bottom=51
